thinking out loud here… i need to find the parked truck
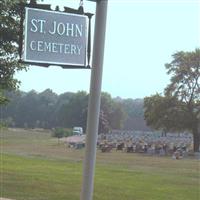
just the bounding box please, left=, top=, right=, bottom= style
left=73, top=127, right=83, bottom=135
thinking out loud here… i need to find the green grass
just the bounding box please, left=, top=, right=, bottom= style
left=0, top=129, right=200, bottom=200
left=1, top=154, right=82, bottom=200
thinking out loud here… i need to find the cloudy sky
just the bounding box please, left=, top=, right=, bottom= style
left=15, top=0, right=200, bottom=98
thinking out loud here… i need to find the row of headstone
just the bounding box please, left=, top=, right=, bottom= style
left=98, top=130, right=194, bottom=157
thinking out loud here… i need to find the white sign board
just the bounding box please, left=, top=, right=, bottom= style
left=23, top=7, right=87, bottom=67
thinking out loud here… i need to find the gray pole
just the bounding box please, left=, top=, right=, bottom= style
left=80, top=0, right=108, bottom=200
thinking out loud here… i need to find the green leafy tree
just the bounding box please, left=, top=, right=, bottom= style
left=122, top=98, right=150, bottom=131
left=99, top=92, right=112, bottom=133
left=144, top=49, right=200, bottom=152
left=62, top=91, right=88, bottom=130
left=37, top=89, right=58, bottom=128
left=0, top=0, right=27, bottom=104
left=98, top=109, right=110, bottom=134
left=53, top=128, right=65, bottom=144
left=110, top=101, right=125, bottom=130
left=144, top=94, right=187, bottom=133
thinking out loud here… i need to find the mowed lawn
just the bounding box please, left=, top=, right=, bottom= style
left=0, top=129, right=199, bottom=200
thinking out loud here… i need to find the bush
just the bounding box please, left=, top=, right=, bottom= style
left=64, top=129, right=73, bottom=137
left=53, top=128, right=64, bottom=138
left=52, top=128, right=73, bottom=138
left=0, top=121, right=8, bottom=129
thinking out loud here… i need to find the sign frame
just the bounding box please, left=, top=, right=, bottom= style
left=18, top=2, right=93, bottom=69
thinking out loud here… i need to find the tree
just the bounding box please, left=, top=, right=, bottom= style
left=99, top=92, right=112, bottom=133
left=144, top=49, right=200, bottom=152
left=110, top=101, right=125, bottom=130
left=98, top=110, right=110, bottom=134
left=122, top=98, right=150, bottom=131
left=0, top=0, right=27, bottom=104
left=61, top=91, right=88, bottom=130
left=37, top=89, right=58, bottom=128
left=144, top=94, right=187, bottom=133
left=53, top=128, right=65, bottom=144
left=15, top=90, right=40, bottom=128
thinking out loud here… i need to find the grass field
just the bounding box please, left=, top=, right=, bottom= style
left=0, top=128, right=199, bottom=200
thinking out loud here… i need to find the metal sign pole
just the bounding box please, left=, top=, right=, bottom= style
left=80, top=0, right=108, bottom=200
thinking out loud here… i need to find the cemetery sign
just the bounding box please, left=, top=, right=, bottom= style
left=21, top=7, right=88, bottom=68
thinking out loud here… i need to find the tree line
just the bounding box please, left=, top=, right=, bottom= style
left=1, top=89, right=150, bottom=132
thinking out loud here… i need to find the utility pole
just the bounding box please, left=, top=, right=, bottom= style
left=80, top=0, right=108, bottom=200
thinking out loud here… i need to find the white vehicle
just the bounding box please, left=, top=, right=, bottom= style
left=73, top=127, right=83, bottom=135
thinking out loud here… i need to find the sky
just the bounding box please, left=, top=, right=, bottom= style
left=15, top=0, right=200, bottom=99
